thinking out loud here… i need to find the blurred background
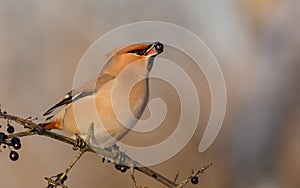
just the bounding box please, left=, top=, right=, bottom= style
left=1, top=0, right=300, bottom=187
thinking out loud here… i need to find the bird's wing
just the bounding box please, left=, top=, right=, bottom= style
left=43, top=73, right=115, bottom=117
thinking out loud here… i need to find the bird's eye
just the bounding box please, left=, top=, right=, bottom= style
left=135, top=50, right=145, bottom=55
left=128, top=49, right=145, bottom=56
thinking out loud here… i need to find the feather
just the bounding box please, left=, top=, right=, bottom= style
left=43, top=73, right=115, bottom=117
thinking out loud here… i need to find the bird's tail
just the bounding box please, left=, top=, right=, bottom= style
left=38, top=121, right=63, bottom=130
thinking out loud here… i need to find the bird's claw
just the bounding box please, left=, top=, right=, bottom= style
left=72, top=134, right=86, bottom=150
left=105, top=144, right=119, bottom=152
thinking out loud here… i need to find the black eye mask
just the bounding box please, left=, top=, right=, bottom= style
left=127, top=42, right=164, bottom=56
left=127, top=49, right=147, bottom=56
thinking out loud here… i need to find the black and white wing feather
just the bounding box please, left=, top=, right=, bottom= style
left=43, top=73, right=115, bottom=118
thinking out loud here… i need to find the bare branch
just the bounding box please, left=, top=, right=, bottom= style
left=0, top=110, right=211, bottom=187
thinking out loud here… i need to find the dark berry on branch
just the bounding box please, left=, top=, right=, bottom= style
left=9, top=151, right=19, bottom=161
left=11, top=137, right=20, bottom=145
left=10, top=137, right=22, bottom=150
left=191, top=176, right=199, bottom=185
left=12, top=142, right=22, bottom=150
left=0, top=132, right=6, bottom=143
left=115, top=164, right=121, bottom=171
left=7, top=126, right=14, bottom=134
left=120, top=166, right=128, bottom=173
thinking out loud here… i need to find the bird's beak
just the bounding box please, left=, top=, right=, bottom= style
left=144, top=42, right=164, bottom=57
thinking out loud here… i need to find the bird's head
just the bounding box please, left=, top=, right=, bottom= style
left=103, top=42, right=164, bottom=76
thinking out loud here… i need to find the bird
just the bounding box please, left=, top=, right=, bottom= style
left=40, top=42, right=164, bottom=148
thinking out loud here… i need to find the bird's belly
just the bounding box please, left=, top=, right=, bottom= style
left=62, top=79, right=148, bottom=148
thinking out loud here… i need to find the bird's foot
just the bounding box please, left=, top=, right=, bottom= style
left=105, top=144, right=119, bottom=152
left=105, top=144, right=131, bottom=171
left=72, top=134, right=86, bottom=150
left=101, top=144, right=120, bottom=163
left=106, top=144, right=126, bottom=162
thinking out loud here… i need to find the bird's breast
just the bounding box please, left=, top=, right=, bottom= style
left=61, top=78, right=149, bottom=147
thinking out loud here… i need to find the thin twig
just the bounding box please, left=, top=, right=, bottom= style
left=64, top=148, right=88, bottom=175
left=6, top=130, right=38, bottom=139
left=175, top=163, right=213, bottom=187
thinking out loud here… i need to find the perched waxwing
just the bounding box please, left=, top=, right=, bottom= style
left=41, top=42, right=164, bottom=147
